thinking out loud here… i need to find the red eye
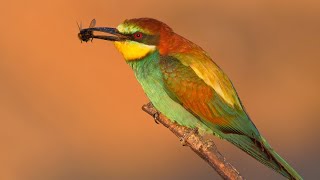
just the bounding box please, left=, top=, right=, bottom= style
left=133, top=32, right=143, bottom=39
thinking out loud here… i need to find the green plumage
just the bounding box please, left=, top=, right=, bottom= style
left=128, top=51, right=211, bottom=132
left=128, top=51, right=302, bottom=180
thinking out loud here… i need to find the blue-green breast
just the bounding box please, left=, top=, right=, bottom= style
left=127, top=51, right=212, bottom=134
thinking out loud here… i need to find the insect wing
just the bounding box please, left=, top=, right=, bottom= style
left=89, top=19, right=96, bottom=28
left=77, top=21, right=83, bottom=31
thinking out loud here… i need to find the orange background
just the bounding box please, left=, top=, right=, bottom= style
left=1, top=1, right=319, bottom=179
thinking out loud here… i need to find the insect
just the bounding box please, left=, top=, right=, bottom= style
left=77, top=19, right=128, bottom=43
left=78, top=19, right=96, bottom=43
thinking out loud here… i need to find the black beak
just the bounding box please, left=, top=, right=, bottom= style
left=78, top=27, right=127, bottom=42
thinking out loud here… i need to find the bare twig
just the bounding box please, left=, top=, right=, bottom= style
left=142, top=102, right=245, bottom=180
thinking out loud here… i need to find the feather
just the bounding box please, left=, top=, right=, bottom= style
left=159, top=55, right=302, bottom=180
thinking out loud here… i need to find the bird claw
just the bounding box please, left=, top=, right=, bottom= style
left=180, top=128, right=199, bottom=146
left=204, top=139, right=216, bottom=150
left=153, top=112, right=160, bottom=124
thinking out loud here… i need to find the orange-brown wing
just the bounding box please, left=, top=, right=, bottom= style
left=159, top=55, right=259, bottom=136
left=160, top=56, right=229, bottom=126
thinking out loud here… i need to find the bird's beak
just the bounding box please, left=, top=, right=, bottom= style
left=78, top=27, right=127, bottom=42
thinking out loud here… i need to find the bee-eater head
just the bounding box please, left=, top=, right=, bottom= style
left=114, top=18, right=174, bottom=61
left=85, top=18, right=182, bottom=61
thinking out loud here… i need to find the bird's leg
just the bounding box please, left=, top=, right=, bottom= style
left=152, top=112, right=160, bottom=124
left=204, top=139, right=216, bottom=149
left=180, top=127, right=199, bottom=146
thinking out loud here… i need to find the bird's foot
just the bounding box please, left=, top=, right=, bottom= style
left=180, top=128, right=199, bottom=146
left=153, top=112, right=160, bottom=124
left=204, top=139, right=217, bottom=150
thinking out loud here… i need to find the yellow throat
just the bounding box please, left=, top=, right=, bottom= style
left=114, top=41, right=156, bottom=61
left=113, top=23, right=156, bottom=61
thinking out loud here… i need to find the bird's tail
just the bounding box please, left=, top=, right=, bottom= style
left=221, top=134, right=303, bottom=180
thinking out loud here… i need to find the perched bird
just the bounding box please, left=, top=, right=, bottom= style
left=78, top=18, right=302, bottom=180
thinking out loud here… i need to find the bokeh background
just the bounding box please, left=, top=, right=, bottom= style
left=1, top=0, right=319, bottom=179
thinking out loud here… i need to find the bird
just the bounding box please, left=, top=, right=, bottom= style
left=78, top=18, right=302, bottom=180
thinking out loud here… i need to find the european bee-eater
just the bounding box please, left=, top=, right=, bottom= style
left=78, top=18, right=302, bottom=180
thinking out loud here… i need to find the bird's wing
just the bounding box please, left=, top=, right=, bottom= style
left=159, top=55, right=302, bottom=179
left=159, top=54, right=259, bottom=137
left=159, top=54, right=303, bottom=180
left=172, top=52, right=241, bottom=108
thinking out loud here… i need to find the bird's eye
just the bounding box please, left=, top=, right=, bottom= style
left=133, top=32, right=143, bottom=40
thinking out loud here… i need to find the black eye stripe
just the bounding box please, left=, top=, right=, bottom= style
left=129, top=32, right=159, bottom=45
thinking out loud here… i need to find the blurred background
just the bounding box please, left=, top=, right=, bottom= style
left=0, top=0, right=319, bottom=179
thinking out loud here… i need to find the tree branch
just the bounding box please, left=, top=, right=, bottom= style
left=142, top=102, right=245, bottom=180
